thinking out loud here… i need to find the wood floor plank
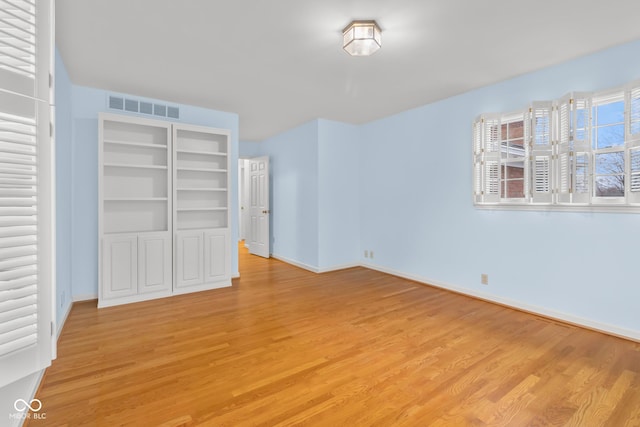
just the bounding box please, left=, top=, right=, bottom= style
left=25, top=243, right=640, bottom=426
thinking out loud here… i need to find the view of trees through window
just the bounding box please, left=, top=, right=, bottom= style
left=592, top=97, right=625, bottom=197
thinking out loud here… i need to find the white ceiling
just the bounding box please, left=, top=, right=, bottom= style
left=56, top=0, right=640, bottom=141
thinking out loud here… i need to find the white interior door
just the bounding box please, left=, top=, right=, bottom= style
left=248, top=156, right=270, bottom=258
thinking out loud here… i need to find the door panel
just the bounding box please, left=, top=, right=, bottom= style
left=176, top=231, right=204, bottom=288
left=102, top=235, right=138, bottom=299
left=139, top=233, right=171, bottom=293
left=204, top=230, right=228, bottom=282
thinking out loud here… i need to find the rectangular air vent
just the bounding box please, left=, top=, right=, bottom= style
left=140, top=101, right=153, bottom=115
left=154, top=104, right=166, bottom=117
left=109, top=96, right=124, bottom=110
left=125, top=99, right=139, bottom=112
left=108, top=95, right=179, bottom=119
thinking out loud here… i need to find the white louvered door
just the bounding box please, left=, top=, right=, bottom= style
left=530, top=102, right=553, bottom=203
left=626, top=83, right=640, bottom=204
left=0, top=0, right=53, bottom=388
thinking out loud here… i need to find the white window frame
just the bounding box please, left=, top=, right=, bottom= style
left=498, top=112, right=528, bottom=202
left=473, top=79, right=640, bottom=213
left=591, top=91, right=626, bottom=204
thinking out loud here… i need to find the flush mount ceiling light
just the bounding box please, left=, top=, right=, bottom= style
left=342, top=20, right=382, bottom=56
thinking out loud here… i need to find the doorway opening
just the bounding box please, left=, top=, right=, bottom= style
left=238, top=157, right=270, bottom=259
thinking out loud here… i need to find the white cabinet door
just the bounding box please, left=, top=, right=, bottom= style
left=176, top=231, right=204, bottom=288
left=102, top=235, right=138, bottom=299
left=138, top=233, right=172, bottom=294
left=204, top=229, right=229, bottom=282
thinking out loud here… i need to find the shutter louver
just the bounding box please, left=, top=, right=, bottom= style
left=571, top=94, right=592, bottom=204
left=529, top=102, right=553, bottom=203
left=626, top=83, right=640, bottom=203
left=0, top=100, right=38, bottom=358
left=557, top=93, right=592, bottom=204
left=472, top=117, right=483, bottom=203
left=0, top=0, right=36, bottom=97
left=557, top=96, right=572, bottom=203
left=628, top=148, right=640, bottom=203
left=0, top=0, right=52, bottom=388
left=627, top=84, right=640, bottom=138
left=483, top=115, right=500, bottom=203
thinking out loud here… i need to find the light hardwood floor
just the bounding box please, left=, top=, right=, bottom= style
left=28, top=244, right=640, bottom=426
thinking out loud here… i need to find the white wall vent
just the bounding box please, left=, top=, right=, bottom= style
left=108, top=95, right=180, bottom=119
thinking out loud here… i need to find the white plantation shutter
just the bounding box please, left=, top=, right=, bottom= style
left=0, top=0, right=53, bottom=388
left=626, top=83, right=640, bottom=203
left=483, top=115, right=500, bottom=203
left=472, top=117, right=483, bottom=203
left=556, top=96, right=572, bottom=203
left=529, top=102, right=553, bottom=203
left=522, top=112, right=531, bottom=200
left=571, top=93, right=592, bottom=204
left=557, top=93, right=592, bottom=204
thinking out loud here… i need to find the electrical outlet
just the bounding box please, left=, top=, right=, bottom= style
left=370, top=251, right=374, bottom=259
left=364, top=250, right=369, bottom=258
left=481, top=274, right=489, bottom=285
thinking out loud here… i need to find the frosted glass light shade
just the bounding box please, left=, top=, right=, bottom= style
left=342, top=20, right=381, bottom=56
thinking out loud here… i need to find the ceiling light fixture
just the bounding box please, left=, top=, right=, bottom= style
left=342, top=20, right=381, bottom=56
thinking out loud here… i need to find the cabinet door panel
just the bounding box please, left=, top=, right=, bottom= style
left=139, top=234, right=172, bottom=293
left=204, top=230, right=228, bottom=282
left=102, top=235, right=138, bottom=299
left=176, top=231, right=204, bottom=288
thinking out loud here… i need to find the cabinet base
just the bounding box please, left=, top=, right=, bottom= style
left=98, top=279, right=232, bottom=308
left=172, top=279, right=232, bottom=296
left=98, top=289, right=172, bottom=308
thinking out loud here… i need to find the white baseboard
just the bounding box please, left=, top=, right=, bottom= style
left=57, top=300, right=73, bottom=339
left=271, top=253, right=360, bottom=274
left=317, top=263, right=360, bottom=273
left=232, top=272, right=240, bottom=279
left=362, top=262, right=640, bottom=343
left=272, top=253, right=320, bottom=273
left=73, top=293, right=98, bottom=302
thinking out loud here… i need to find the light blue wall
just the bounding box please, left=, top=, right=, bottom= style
left=259, top=120, right=320, bottom=267
left=244, top=119, right=360, bottom=271
left=239, top=140, right=263, bottom=158
left=55, top=49, right=73, bottom=325
left=70, top=86, right=240, bottom=298
left=317, top=119, right=360, bottom=269
left=359, top=38, right=640, bottom=334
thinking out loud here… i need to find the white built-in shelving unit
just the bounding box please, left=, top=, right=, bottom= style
left=98, top=113, right=231, bottom=307
left=173, top=124, right=231, bottom=292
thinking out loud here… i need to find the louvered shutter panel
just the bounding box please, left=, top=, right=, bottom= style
left=0, top=0, right=53, bottom=388
left=529, top=102, right=553, bottom=203
left=571, top=93, right=592, bottom=204
left=626, top=83, right=640, bottom=203
left=521, top=111, right=531, bottom=201
left=556, top=96, right=572, bottom=203
left=472, top=117, right=483, bottom=203
left=483, top=115, right=500, bottom=203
